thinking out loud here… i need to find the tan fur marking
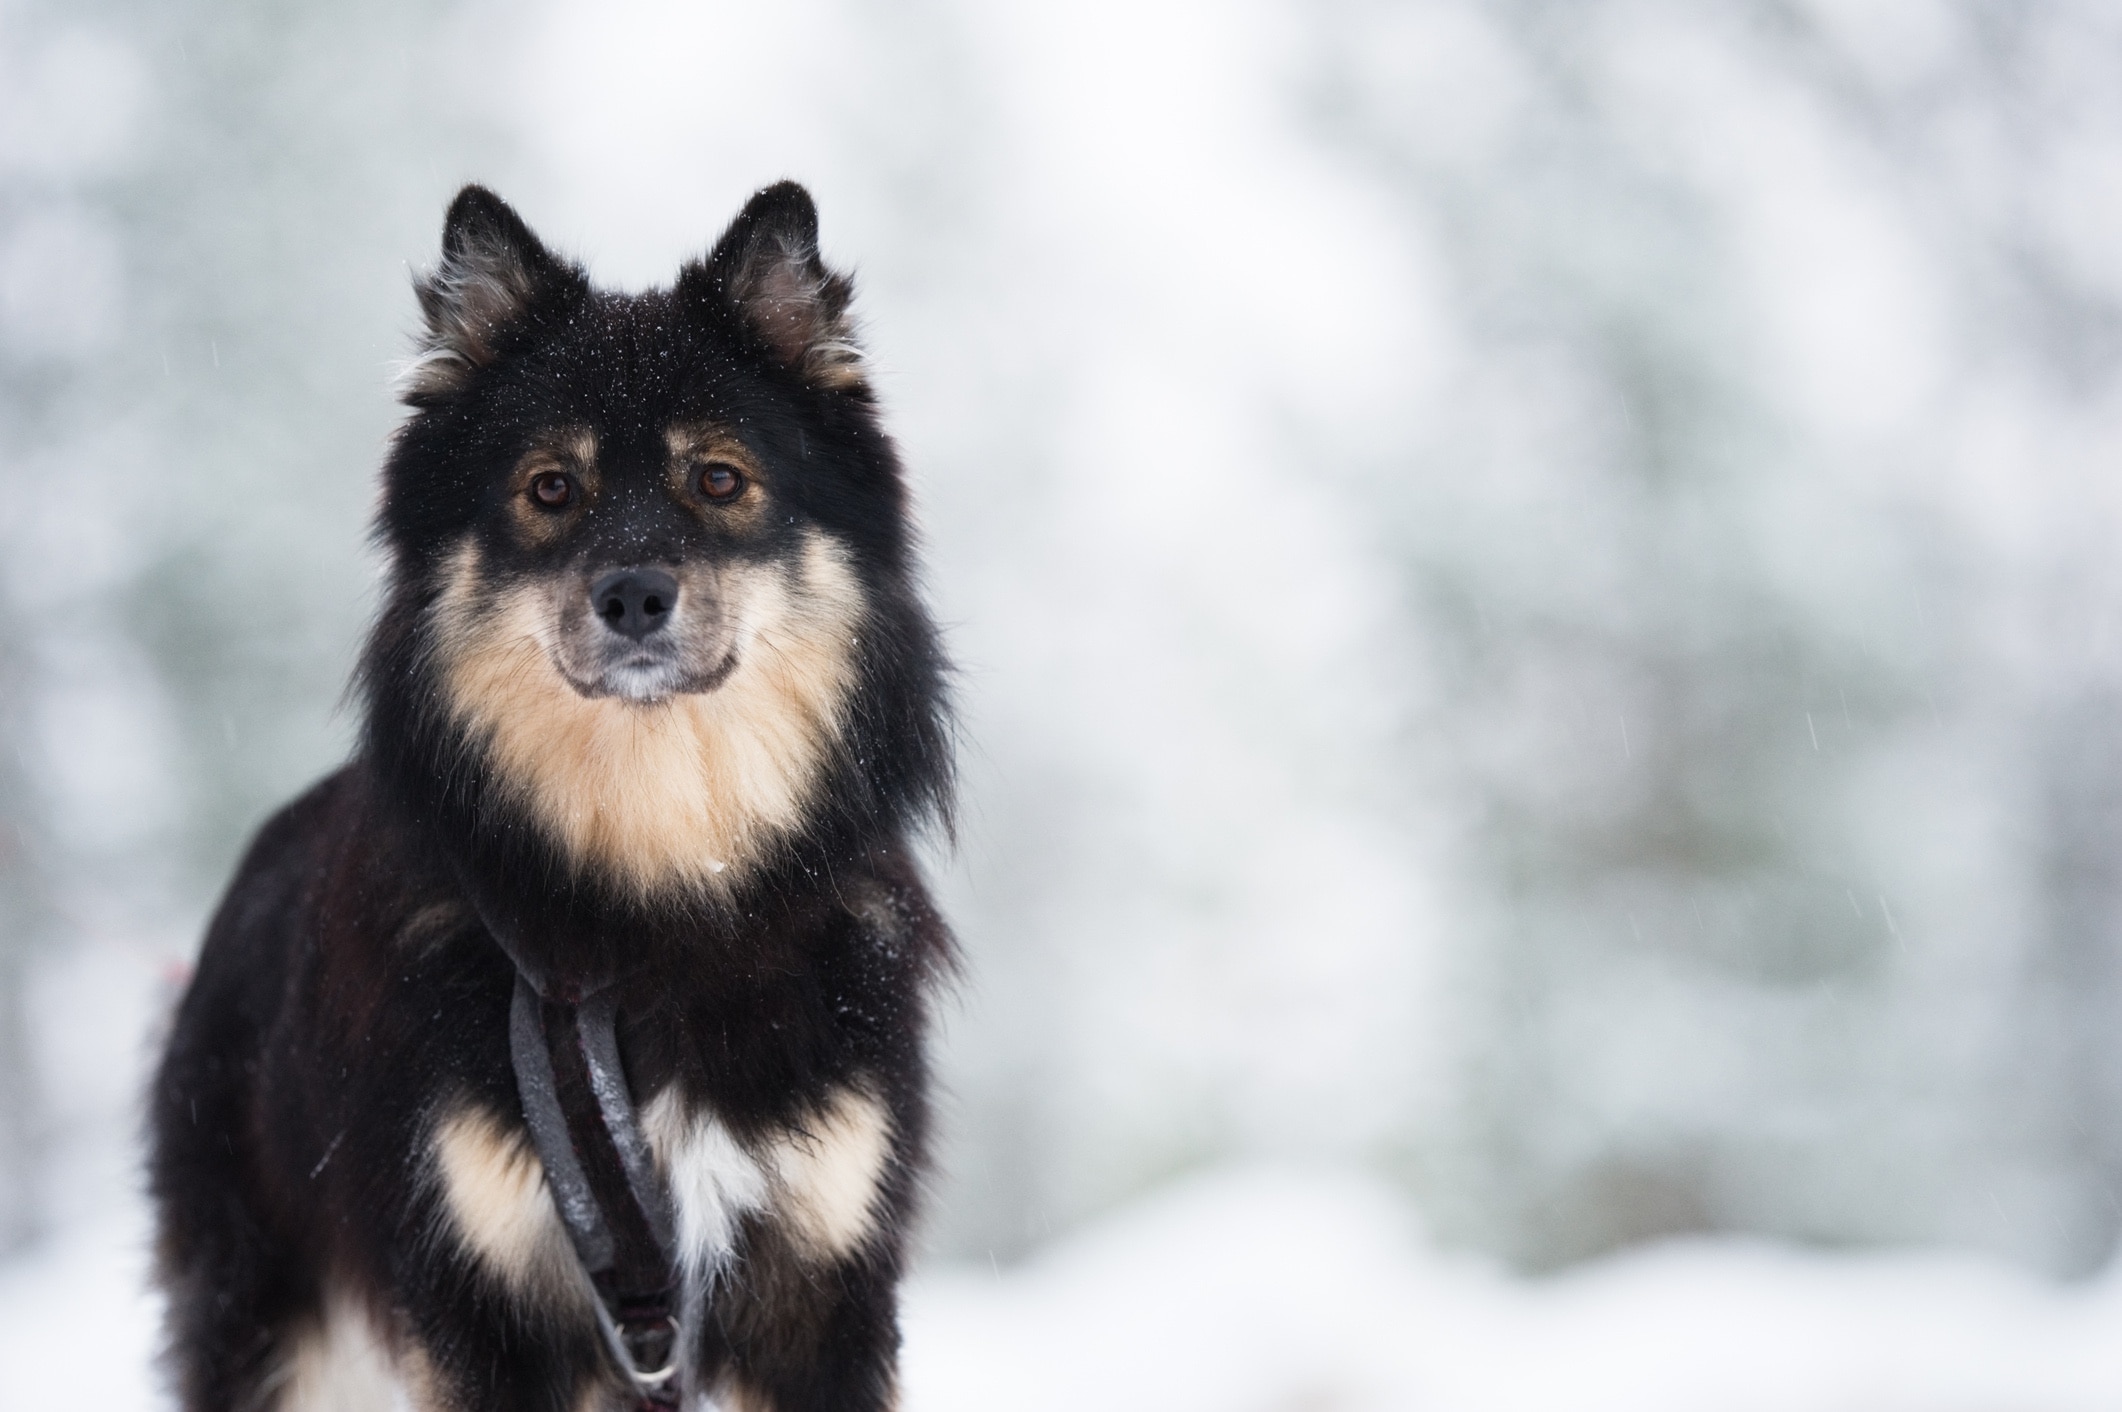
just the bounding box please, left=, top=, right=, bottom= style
left=275, top=1290, right=410, bottom=1412
left=431, top=1105, right=590, bottom=1311
left=430, top=531, right=866, bottom=897
left=763, top=1084, right=894, bottom=1260
left=508, top=428, right=600, bottom=542
left=717, top=1382, right=771, bottom=1412
left=399, top=270, right=537, bottom=400
left=807, top=350, right=867, bottom=390
left=665, top=424, right=765, bottom=482
left=728, top=243, right=866, bottom=389
left=664, top=424, right=770, bottom=529
left=396, top=1345, right=447, bottom=1412
left=396, top=901, right=468, bottom=955
left=515, top=427, right=597, bottom=479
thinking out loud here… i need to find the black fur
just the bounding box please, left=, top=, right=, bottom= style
left=151, top=183, right=954, bottom=1412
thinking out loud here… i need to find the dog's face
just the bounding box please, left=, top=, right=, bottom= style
left=376, top=185, right=913, bottom=899
left=497, top=421, right=771, bottom=706
left=429, top=400, right=864, bottom=718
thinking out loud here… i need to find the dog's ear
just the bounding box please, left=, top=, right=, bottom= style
left=681, top=182, right=864, bottom=389
left=402, top=186, right=581, bottom=404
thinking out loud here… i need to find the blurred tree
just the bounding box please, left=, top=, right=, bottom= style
left=1319, top=0, right=2122, bottom=1272
left=0, top=0, right=487, bottom=1242
left=9, top=0, right=2122, bottom=1283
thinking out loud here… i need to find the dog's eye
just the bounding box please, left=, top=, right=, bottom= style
left=697, top=462, right=746, bottom=502
left=530, top=472, right=574, bottom=508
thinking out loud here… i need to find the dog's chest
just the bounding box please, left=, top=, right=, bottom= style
left=642, top=1083, right=895, bottom=1277
left=433, top=1078, right=896, bottom=1309
left=641, top=1091, right=768, bottom=1279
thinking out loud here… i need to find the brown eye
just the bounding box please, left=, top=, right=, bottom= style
left=697, top=462, right=745, bottom=502
left=530, top=472, right=574, bottom=508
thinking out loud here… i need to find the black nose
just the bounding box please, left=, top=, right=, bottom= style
left=590, top=568, right=679, bottom=640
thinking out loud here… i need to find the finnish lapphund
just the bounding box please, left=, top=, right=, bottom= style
left=149, top=183, right=955, bottom=1412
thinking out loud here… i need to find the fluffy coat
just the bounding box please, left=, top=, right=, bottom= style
left=149, top=182, right=954, bottom=1412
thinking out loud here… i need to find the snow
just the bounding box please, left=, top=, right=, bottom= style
left=906, top=1167, right=2121, bottom=1412
left=5, top=1162, right=2114, bottom=1410
left=0, top=1204, right=161, bottom=1409
left=8, top=3, right=2122, bottom=1404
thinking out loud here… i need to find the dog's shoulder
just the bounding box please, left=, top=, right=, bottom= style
left=214, top=767, right=359, bottom=927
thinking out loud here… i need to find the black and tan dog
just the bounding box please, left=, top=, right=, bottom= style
left=149, top=183, right=955, bottom=1411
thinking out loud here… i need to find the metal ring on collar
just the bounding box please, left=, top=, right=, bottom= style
left=594, top=1304, right=682, bottom=1390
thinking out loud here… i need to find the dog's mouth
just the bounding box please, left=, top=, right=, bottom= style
left=554, top=644, right=739, bottom=703
left=534, top=564, right=752, bottom=703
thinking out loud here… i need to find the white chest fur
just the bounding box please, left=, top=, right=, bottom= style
left=644, top=1082, right=897, bottom=1275
left=433, top=1080, right=897, bottom=1312
left=641, top=1090, right=770, bottom=1282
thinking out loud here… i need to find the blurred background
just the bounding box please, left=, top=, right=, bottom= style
left=6, top=0, right=2122, bottom=1406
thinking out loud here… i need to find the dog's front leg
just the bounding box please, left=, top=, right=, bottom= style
left=389, top=1265, right=616, bottom=1412
left=408, top=1100, right=623, bottom=1411
left=701, top=1224, right=906, bottom=1412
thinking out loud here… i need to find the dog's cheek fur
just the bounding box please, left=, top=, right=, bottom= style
left=427, top=528, right=866, bottom=899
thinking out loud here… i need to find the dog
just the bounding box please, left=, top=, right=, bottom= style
left=149, top=181, right=955, bottom=1412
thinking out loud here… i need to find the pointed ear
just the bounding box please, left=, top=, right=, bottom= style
left=401, top=185, right=581, bottom=404
left=682, top=182, right=864, bottom=389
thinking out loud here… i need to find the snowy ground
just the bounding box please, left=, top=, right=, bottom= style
left=3, top=1160, right=2115, bottom=1411
left=907, top=1167, right=2122, bottom=1412
left=2, top=937, right=2112, bottom=1408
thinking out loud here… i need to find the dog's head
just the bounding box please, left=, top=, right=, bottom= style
left=365, top=184, right=948, bottom=905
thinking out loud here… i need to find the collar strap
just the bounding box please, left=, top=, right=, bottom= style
left=508, top=972, right=686, bottom=1405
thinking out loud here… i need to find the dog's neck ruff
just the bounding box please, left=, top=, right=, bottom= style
left=486, top=905, right=688, bottom=1407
